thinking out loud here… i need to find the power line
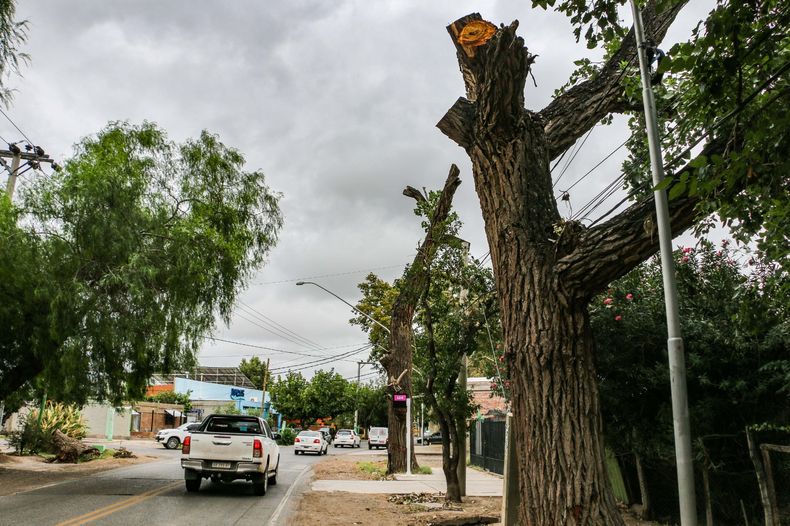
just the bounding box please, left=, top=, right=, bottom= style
left=205, top=336, right=367, bottom=360
left=235, top=303, right=324, bottom=351
left=270, top=344, right=373, bottom=373
left=0, top=106, right=35, bottom=146
left=239, top=300, right=325, bottom=350
left=254, top=262, right=411, bottom=285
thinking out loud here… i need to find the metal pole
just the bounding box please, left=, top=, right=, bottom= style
left=420, top=401, right=424, bottom=446
left=4, top=154, right=21, bottom=197
left=457, top=354, right=467, bottom=496
left=630, top=2, right=697, bottom=524
left=261, top=358, right=270, bottom=418
left=501, top=413, right=520, bottom=525
left=406, top=397, right=412, bottom=476
left=354, top=361, right=361, bottom=434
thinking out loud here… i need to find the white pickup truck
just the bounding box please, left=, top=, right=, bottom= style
left=181, top=414, right=281, bottom=495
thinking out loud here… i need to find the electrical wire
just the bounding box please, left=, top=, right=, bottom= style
left=239, top=301, right=325, bottom=350
left=235, top=303, right=325, bottom=351
left=205, top=336, right=368, bottom=360
left=0, top=106, right=34, bottom=146
left=253, top=262, right=411, bottom=285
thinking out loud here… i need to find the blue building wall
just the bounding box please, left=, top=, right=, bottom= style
left=173, top=377, right=272, bottom=414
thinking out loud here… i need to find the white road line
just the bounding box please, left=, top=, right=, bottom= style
left=267, top=465, right=310, bottom=526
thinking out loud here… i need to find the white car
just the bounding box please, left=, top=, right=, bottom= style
left=155, top=422, right=200, bottom=449
left=333, top=429, right=360, bottom=448
left=368, top=427, right=388, bottom=449
left=294, top=430, right=328, bottom=455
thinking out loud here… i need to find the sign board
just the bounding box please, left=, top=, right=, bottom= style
left=230, top=388, right=245, bottom=400
left=393, top=393, right=407, bottom=408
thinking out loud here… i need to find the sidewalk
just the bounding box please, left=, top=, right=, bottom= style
left=312, top=466, right=503, bottom=497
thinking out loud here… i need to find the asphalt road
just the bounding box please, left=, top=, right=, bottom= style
left=0, top=440, right=364, bottom=526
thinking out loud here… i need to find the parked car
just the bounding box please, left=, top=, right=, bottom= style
left=155, top=422, right=201, bottom=449
left=181, top=414, right=281, bottom=495
left=368, top=427, right=388, bottom=449
left=319, top=427, right=333, bottom=443
left=333, top=428, right=360, bottom=448
left=294, top=430, right=328, bottom=455
left=426, top=431, right=443, bottom=445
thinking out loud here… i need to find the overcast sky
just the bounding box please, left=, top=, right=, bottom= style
left=6, top=1, right=714, bottom=383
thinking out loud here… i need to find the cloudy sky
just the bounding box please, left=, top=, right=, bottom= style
left=6, top=0, right=713, bottom=382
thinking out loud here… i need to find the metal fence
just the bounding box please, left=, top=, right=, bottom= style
left=470, top=417, right=506, bottom=475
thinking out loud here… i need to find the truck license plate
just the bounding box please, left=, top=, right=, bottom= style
left=213, top=462, right=231, bottom=469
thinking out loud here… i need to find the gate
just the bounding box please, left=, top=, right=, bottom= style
left=470, top=417, right=506, bottom=475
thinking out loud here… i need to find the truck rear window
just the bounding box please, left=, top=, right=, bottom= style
left=204, top=417, right=262, bottom=434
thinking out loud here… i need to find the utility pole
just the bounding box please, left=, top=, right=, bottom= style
left=354, top=360, right=376, bottom=434
left=1, top=145, right=56, bottom=198
left=457, top=241, right=471, bottom=496
left=457, top=354, right=467, bottom=496
left=630, top=2, right=697, bottom=524
left=260, top=358, right=270, bottom=418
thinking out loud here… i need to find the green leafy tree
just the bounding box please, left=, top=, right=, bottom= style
left=239, top=356, right=270, bottom=390
left=0, top=122, right=282, bottom=404
left=304, top=369, right=352, bottom=423
left=269, top=371, right=311, bottom=428
left=145, top=390, right=193, bottom=411
left=416, top=244, right=498, bottom=502
left=592, top=241, right=789, bottom=522
left=353, top=382, right=389, bottom=430
left=0, top=0, right=28, bottom=106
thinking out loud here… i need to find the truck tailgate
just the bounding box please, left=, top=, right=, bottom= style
left=190, top=433, right=256, bottom=462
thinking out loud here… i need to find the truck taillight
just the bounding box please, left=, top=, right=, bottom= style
left=182, top=435, right=190, bottom=455
left=295, top=437, right=300, bottom=442
left=313, top=439, right=320, bottom=444
left=253, top=439, right=263, bottom=458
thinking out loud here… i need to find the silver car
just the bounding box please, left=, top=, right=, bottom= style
left=294, top=430, right=328, bottom=455
left=333, top=429, right=360, bottom=448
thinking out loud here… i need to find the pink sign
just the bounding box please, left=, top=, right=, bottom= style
left=393, top=393, right=407, bottom=402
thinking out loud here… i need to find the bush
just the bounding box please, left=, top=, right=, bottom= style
left=8, top=402, right=88, bottom=455
left=34, top=402, right=87, bottom=439
left=276, top=427, right=296, bottom=446
left=8, top=413, right=50, bottom=455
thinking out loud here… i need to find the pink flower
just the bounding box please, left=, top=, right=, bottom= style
left=716, top=250, right=722, bottom=256
left=603, top=297, right=614, bottom=305
left=498, top=355, right=505, bottom=363
left=683, top=247, right=693, bottom=254
left=615, top=315, right=622, bottom=321
left=490, top=383, right=498, bottom=390
left=681, top=256, right=690, bottom=263
left=626, top=293, right=634, bottom=301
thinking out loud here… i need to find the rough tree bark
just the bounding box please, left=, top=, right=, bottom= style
left=51, top=430, right=99, bottom=463
left=381, top=164, right=461, bottom=474
left=437, top=6, right=710, bottom=524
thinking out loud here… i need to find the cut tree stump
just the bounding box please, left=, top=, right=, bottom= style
left=51, top=430, right=99, bottom=463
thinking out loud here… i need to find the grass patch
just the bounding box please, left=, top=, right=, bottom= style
left=357, top=461, right=388, bottom=478
left=415, top=465, right=432, bottom=475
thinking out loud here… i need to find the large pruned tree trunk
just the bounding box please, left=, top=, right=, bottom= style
left=438, top=7, right=708, bottom=524
left=381, top=165, right=461, bottom=474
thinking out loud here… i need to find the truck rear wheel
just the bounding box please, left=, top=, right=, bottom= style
left=185, top=478, right=201, bottom=492
left=253, top=463, right=269, bottom=496
left=268, top=456, right=279, bottom=486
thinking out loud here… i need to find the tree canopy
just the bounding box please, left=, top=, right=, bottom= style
left=0, top=122, right=282, bottom=404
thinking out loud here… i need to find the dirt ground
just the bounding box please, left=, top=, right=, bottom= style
left=292, top=455, right=661, bottom=526
left=0, top=452, right=154, bottom=496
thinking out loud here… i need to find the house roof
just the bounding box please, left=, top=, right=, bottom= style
left=150, top=367, right=256, bottom=389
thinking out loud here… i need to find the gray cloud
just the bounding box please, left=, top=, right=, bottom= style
left=7, top=1, right=713, bottom=380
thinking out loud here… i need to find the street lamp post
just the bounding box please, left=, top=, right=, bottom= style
left=295, top=281, right=390, bottom=436
left=296, top=281, right=391, bottom=334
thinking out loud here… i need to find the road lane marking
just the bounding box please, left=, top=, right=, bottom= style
left=55, top=481, right=181, bottom=526
left=268, top=465, right=310, bottom=526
